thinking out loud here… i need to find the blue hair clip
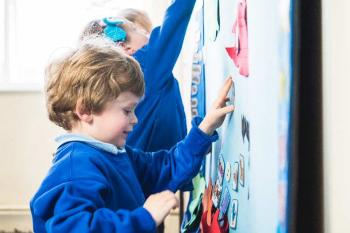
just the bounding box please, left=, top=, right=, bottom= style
left=102, top=17, right=127, bottom=42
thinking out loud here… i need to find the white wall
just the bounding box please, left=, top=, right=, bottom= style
left=0, top=92, right=63, bottom=230
left=322, top=0, right=350, bottom=232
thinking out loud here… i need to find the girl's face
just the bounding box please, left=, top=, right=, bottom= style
left=90, top=92, right=140, bottom=147
left=125, top=29, right=149, bottom=55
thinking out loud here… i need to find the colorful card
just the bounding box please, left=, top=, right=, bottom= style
left=232, top=161, right=239, bottom=191
left=212, top=153, right=225, bottom=207
left=225, top=161, right=231, bottom=182
left=218, top=186, right=231, bottom=221
left=239, top=154, right=245, bottom=187
left=218, top=153, right=225, bottom=185
left=212, top=181, right=222, bottom=208
left=229, top=199, right=238, bottom=229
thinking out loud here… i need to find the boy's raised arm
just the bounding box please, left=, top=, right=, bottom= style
left=128, top=78, right=234, bottom=195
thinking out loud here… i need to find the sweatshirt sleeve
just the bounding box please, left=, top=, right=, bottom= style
left=135, top=0, right=196, bottom=91
left=127, top=117, right=218, bottom=197
left=31, top=179, right=155, bottom=233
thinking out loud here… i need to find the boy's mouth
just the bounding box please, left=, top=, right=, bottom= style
left=123, top=130, right=132, bottom=136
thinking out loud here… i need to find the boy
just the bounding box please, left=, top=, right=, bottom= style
left=30, top=39, right=234, bottom=232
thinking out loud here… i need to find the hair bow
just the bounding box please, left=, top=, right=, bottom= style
left=102, top=17, right=127, bottom=42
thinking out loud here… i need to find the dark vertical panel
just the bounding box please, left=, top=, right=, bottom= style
left=288, top=1, right=299, bottom=231
left=180, top=192, right=184, bottom=227
left=291, top=0, right=324, bottom=232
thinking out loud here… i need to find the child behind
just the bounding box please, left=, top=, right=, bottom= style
left=30, top=38, right=234, bottom=232
left=118, top=8, right=153, bottom=34
left=81, top=0, right=197, bottom=154
left=80, top=18, right=148, bottom=56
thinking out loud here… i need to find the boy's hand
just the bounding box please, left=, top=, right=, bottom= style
left=143, top=190, right=179, bottom=226
left=199, top=77, right=235, bottom=135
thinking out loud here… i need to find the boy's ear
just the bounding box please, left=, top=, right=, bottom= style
left=74, top=100, right=93, bottom=123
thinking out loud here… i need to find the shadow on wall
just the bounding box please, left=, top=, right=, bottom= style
left=0, top=230, right=32, bottom=233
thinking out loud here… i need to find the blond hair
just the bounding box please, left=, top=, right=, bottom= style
left=45, top=38, right=144, bottom=130
left=118, top=8, right=153, bottom=33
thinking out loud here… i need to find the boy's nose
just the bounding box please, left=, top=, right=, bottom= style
left=130, top=113, right=138, bottom=125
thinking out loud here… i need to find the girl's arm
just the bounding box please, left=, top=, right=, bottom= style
left=135, top=0, right=196, bottom=91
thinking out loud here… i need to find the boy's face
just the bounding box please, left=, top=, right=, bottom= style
left=91, top=91, right=140, bottom=147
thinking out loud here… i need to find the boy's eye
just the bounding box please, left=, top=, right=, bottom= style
left=123, top=109, right=132, bottom=114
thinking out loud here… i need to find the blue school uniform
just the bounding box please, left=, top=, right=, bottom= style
left=30, top=118, right=218, bottom=233
left=127, top=0, right=196, bottom=152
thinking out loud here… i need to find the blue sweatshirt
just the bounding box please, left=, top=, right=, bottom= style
left=127, top=0, right=196, bottom=152
left=30, top=118, right=218, bottom=233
